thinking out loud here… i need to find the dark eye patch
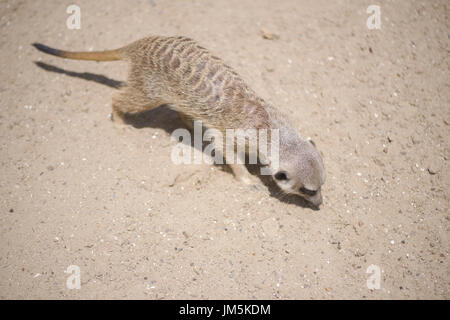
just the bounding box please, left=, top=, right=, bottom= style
left=274, top=171, right=288, bottom=181
left=299, top=187, right=317, bottom=196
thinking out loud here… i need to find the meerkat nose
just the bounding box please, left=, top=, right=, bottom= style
left=309, top=191, right=323, bottom=208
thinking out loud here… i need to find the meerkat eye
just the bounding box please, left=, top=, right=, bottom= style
left=274, top=171, right=288, bottom=181
left=299, top=187, right=317, bottom=196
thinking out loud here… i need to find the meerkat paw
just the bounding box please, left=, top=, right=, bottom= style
left=237, top=174, right=258, bottom=185
left=240, top=175, right=264, bottom=192
left=110, top=110, right=127, bottom=124
left=110, top=112, right=132, bottom=132
left=229, top=164, right=261, bottom=190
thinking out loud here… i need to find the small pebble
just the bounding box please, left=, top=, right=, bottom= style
left=260, top=28, right=279, bottom=40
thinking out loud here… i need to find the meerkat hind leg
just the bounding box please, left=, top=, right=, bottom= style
left=111, top=88, right=163, bottom=127
left=178, top=112, right=194, bottom=130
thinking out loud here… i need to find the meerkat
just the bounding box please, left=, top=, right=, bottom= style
left=33, top=36, right=326, bottom=207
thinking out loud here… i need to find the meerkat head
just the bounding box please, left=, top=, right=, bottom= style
left=270, top=137, right=326, bottom=207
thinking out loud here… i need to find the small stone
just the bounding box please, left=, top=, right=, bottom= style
left=260, top=28, right=279, bottom=40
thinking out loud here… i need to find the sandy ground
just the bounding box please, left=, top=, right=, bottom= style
left=0, top=0, right=448, bottom=299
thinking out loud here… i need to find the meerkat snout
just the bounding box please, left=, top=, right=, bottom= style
left=272, top=139, right=326, bottom=207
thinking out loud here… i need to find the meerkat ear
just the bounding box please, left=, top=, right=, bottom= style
left=307, top=138, right=316, bottom=147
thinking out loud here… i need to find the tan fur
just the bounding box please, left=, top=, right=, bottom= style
left=34, top=36, right=326, bottom=207
left=33, top=43, right=122, bottom=61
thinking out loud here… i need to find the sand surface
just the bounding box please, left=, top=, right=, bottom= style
left=0, top=0, right=448, bottom=299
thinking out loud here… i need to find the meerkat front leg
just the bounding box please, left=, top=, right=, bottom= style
left=228, top=163, right=258, bottom=185
left=208, top=130, right=260, bottom=186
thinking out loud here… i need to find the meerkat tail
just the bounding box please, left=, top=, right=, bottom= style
left=32, top=43, right=124, bottom=61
